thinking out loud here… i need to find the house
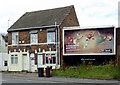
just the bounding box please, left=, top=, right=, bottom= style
left=7, top=5, right=79, bottom=72
left=0, top=33, right=8, bottom=71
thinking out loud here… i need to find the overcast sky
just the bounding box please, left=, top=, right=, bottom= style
left=0, top=0, right=119, bottom=33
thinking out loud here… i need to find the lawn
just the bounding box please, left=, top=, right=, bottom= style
left=52, top=61, right=120, bottom=79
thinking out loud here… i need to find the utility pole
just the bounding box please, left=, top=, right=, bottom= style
left=8, top=19, right=10, bottom=28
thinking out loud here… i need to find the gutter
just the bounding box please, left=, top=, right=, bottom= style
left=63, top=25, right=115, bottom=30
left=7, top=25, right=59, bottom=32
left=57, top=25, right=61, bottom=66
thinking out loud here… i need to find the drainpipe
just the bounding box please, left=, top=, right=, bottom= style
left=55, top=22, right=58, bottom=68
left=58, top=26, right=61, bottom=68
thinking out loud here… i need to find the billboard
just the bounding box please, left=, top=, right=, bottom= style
left=63, top=26, right=116, bottom=55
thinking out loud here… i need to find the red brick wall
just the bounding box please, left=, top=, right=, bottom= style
left=8, top=28, right=56, bottom=65
left=117, top=28, right=120, bottom=46
left=38, top=29, right=47, bottom=43
left=60, top=7, right=79, bottom=27
left=19, top=30, right=30, bottom=44
left=8, top=32, right=12, bottom=45
left=117, top=28, right=120, bottom=63
left=60, top=6, right=80, bottom=64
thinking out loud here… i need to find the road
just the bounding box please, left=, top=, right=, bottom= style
left=1, top=73, right=120, bottom=85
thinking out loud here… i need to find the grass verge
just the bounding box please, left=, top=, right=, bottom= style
left=52, top=62, right=120, bottom=79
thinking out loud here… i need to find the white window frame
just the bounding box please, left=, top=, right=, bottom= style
left=30, top=30, right=38, bottom=44
left=45, top=54, right=56, bottom=64
left=11, top=54, right=18, bottom=65
left=47, top=31, right=55, bottom=43
left=12, top=32, right=19, bottom=45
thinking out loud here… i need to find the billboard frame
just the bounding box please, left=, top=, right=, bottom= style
left=63, top=26, right=116, bottom=56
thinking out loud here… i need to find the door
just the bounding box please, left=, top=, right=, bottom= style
left=23, top=54, right=28, bottom=70
left=30, top=53, right=35, bottom=72
left=37, top=54, right=43, bottom=68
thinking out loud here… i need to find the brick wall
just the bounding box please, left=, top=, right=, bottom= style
left=116, top=28, right=120, bottom=63
left=60, top=6, right=80, bottom=64
left=8, top=32, right=12, bottom=45
left=8, top=28, right=56, bottom=65
left=38, top=29, right=47, bottom=43
left=19, top=30, right=30, bottom=44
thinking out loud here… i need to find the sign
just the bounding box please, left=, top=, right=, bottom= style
left=31, top=57, right=35, bottom=60
left=63, top=26, right=116, bottom=55
left=81, top=58, right=95, bottom=61
left=48, top=54, right=52, bottom=60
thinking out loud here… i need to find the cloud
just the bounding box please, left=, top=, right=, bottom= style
left=75, top=0, right=118, bottom=27
left=0, top=0, right=119, bottom=33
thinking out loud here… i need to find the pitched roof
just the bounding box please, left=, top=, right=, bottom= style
left=0, top=33, right=8, bottom=42
left=8, top=5, right=74, bottom=31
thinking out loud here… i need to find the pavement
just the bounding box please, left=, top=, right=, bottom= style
left=1, top=72, right=120, bottom=84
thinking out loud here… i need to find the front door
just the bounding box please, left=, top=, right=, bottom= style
left=30, top=53, right=35, bottom=72
left=37, top=54, right=43, bottom=68
left=23, top=54, right=28, bottom=70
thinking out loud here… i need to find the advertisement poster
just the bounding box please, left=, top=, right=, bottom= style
left=63, top=27, right=116, bottom=55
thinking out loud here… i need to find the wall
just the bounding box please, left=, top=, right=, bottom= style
left=117, top=28, right=120, bottom=63
left=8, top=28, right=54, bottom=45
left=0, top=53, right=2, bottom=71
left=8, top=32, right=12, bottom=45
left=8, top=51, right=30, bottom=71
left=0, top=34, right=7, bottom=53
left=0, top=34, right=8, bottom=71
left=1, top=53, right=8, bottom=71
left=60, top=6, right=80, bottom=64
left=8, top=28, right=56, bottom=65
left=8, top=28, right=58, bottom=71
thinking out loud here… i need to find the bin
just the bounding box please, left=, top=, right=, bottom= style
left=45, top=66, right=52, bottom=77
left=38, top=68, right=44, bottom=77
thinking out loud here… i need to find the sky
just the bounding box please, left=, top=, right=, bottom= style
left=0, top=0, right=119, bottom=33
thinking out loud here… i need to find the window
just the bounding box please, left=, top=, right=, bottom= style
left=45, top=54, right=56, bottom=64
left=30, top=31, right=38, bottom=44
left=47, top=31, right=55, bottom=43
left=11, top=54, right=18, bottom=65
left=4, top=61, right=7, bottom=66
left=12, top=32, right=19, bottom=45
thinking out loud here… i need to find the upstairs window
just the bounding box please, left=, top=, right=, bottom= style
left=12, top=32, right=19, bottom=45
left=47, top=31, right=55, bottom=43
left=30, top=30, right=38, bottom=44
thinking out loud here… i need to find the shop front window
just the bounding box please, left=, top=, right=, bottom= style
left=45, top=54, right=56, bottom=64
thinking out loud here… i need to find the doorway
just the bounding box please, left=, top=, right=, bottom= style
left=30, top=53, right=35, bottom=72
left=37, top=54, right=43, bottom=68
left=23, top=54, right=28, bottom=70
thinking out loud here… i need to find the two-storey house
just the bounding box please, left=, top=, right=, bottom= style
left=7, top=5, right=79, bottom=72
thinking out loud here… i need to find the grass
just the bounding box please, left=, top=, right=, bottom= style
left=52, top=61, right=120, bottom=79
